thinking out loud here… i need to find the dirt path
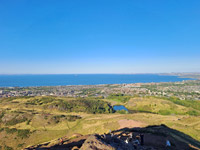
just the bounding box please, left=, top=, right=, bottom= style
left=118, top=119, right=145, bottom=129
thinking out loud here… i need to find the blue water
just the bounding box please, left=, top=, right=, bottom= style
left=113, top=105, right=128, bottom=111
left=0, top=74, right=193, bottom=87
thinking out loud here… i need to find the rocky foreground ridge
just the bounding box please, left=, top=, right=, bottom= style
left=24, top=125, right=200, bottom=150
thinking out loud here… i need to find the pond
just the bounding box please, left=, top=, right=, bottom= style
left=113, top=105, right=128, bottom=112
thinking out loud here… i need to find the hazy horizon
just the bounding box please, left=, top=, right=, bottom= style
left=0, top=72, right=199, bottom=75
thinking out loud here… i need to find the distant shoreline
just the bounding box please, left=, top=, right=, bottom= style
left=0, top=72, right=200, bottom=75
left=0, top=74, right=197, bottom=88
left=158, top=73, right=200, bottom=80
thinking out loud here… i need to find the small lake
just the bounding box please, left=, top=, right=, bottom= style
left=113, top=105, right=128, bottom=112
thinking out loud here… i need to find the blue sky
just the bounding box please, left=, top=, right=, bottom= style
left=0, top=0, right=199, bottom=74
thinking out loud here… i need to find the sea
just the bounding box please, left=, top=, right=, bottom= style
left=0, top=74, right=193, bottom=87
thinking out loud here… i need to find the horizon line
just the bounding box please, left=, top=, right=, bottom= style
left=0, top=72, right=199, bottom=75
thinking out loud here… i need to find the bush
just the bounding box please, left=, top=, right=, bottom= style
left=26, top=119, right=31, bottom=125
left=4, top=145, right=13, bottom=150
left=6, top=117, right=27, bottom=126
left=186, top=110, right=200, bottom=116
left=17, top=129, right=31, bottom=139
left=17, top=143, right=25, bottom=148
left=0, top=111, right=5, bottom=121
left=50, top=99, right=114, bottom=114
left=5, top=128, right=17, bottom=134
left=52, top=115, right=82, bottom=123
left=0, top=128, right=4, bottom=132
left=66, top=115, right=82, bottom=122
left=116, top=110, right=128, bottom=114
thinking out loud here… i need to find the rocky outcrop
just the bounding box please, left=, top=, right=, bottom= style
left=24, top=125, right=200, bottom=150
left=80, top=134, right=115, bottom=150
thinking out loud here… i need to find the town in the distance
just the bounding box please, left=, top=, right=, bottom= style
left=1, top=73, right=200, bottom=101
left=0, top=73, right=200, bottom=150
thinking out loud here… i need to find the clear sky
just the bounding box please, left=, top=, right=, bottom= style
left=0, top=0, right=199, bottom=74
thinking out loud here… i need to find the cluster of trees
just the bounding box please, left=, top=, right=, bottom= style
left=49, top=99, right=114, bottom=114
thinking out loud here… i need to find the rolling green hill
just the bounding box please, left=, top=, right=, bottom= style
left=0, top=96, right=200, bottom=149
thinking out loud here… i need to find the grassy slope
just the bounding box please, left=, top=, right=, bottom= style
left=0, top=96, right=200, bottom=149
left=126, top=97, right=200, bottom=115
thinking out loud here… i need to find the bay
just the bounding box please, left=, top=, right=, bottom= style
left=0, top=74, right=193, bottom=87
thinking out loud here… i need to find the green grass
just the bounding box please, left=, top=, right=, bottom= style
left=162, top=96, right=200, bottom=111
left=6, top=116, right=27, bottom=126
left=107, top=93, right=132, bottom=103
left=0, top=96, right=200, bottom=149
left=126, top=96, right=200, bottom=116
left=17, top=129, right=31, bottom=139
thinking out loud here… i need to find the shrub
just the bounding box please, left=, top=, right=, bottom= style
left=4, top=145, right=13, bottom=150
left=66, top=115, right=82, bottom=122
left=0, top=111, right=5, bottom=120
left=26, top=119, right=31, bottom=125
left=6, top=117, right=27, bottom=126
left=17, top=129, right=31, bottom=139
left=5, top=128, right=17, bottom=134
left=116, top=110, right=128, bottom=114
left=17, top=143, right=25, bottom=148
left=0, top=128, right=4, bottom=132
left=186, top=110, right=200, bottom=116
left=50, top=99, right=114, bottom=114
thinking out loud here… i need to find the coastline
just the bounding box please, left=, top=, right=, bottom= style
left=158, top=72, right=200, bottom=80
left=0, top=73, right=197, bottom=88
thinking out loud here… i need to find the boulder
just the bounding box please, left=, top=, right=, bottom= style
left=80, top=134, right=115, bottom=150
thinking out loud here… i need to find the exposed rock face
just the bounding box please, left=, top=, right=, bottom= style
left=80, top=134, right=115, bottom=150
left=79, top=134, right=158, bottom=150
